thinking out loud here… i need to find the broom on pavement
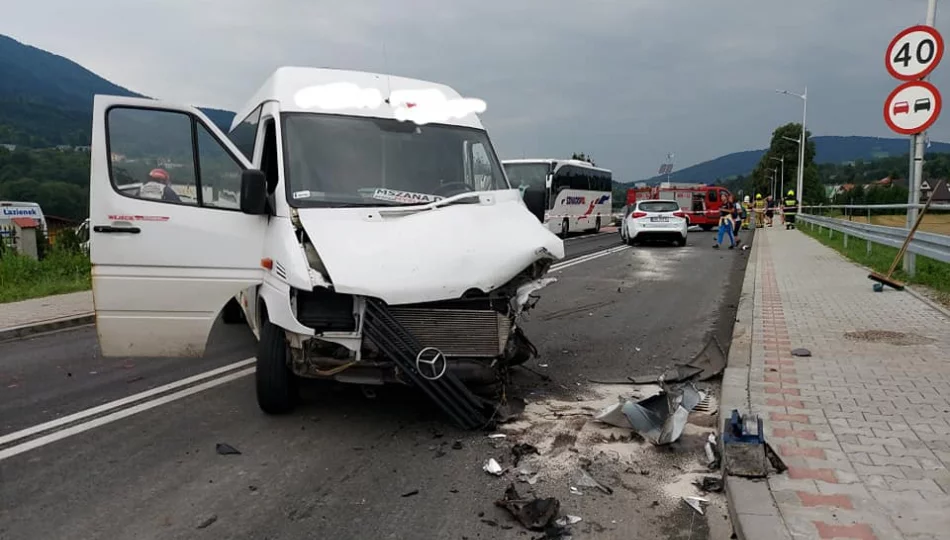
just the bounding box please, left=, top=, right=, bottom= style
left=868, top=179, right=945, bottom=292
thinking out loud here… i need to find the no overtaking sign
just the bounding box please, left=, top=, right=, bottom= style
left=884, top=24, right=944, bottom=135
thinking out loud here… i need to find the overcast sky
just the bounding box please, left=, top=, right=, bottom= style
left=5, top=0, right=947, bottom=181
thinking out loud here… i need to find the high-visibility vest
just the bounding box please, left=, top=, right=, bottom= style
left=784, top=198, right=798, bottom=213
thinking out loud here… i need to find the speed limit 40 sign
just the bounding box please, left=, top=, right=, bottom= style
left=886, top=25, right=944, bottom=80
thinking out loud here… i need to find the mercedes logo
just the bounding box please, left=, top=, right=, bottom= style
left=415, top=347, right=448, bottom=381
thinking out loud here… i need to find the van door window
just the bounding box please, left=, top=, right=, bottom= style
left=708, top=190, right=717, bottom=203
left=106, top=106, right=246, bottom=211
left=227, top=104, right=262, bottom=161
left=197, top=123, right=242, bottom=210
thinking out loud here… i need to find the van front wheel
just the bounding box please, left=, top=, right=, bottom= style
left=256, top=321, right=299, bottom=415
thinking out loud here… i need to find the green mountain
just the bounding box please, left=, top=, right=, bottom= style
left=633, top=136, right=950, bottom=186
left=0, top=33, right=235, bottom=147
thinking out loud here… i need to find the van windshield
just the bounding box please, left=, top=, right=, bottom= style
left=281, top=113, right=509, bottom=207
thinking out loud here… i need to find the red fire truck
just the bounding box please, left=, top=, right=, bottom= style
left=625, top=184, right=733, bottom=230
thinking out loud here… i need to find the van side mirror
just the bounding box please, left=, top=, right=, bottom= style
left=240, top=169, right=268, bottom=215
left=522, top=188, right=546, bottom=223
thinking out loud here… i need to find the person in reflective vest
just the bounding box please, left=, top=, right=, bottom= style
left=753, top=193, right=766, bottom=228
left=784, top=189, right=798, bottom=230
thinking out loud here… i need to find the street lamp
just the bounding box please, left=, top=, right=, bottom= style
left=770, top=156, right=785, bottom=199
left=767, top=168, right=778, bottom=199
left=776, top=87, right=807, bottom=214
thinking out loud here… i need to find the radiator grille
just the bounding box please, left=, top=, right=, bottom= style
left=387, top=307, right=511, bottom=358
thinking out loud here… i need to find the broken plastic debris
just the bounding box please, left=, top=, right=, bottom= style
left=574, top=468, right=613, bottom=495
left=483, top=458, right=504, bottom=476
left=512, top=443, right=540, bottom=467
left=215, top=443, right=242, bottom=455
left=705, top=433, right=721, bottom=468
left=488, top=433, right=507, bottom=439
left=695, top=476, right=724, bottom=493
left=683, top=496, right=708, bottom=515
left=494, top=483, right=561, bottom=532
left=555, top=515, right=582, bottom=527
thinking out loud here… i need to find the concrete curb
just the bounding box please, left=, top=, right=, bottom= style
left=0, top=312, right=95, bottom=343
left=719, top=230, right=793, bottom=540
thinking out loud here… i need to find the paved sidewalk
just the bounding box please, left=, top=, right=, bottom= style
left=741, top=227, right=950, bottom=539
left=0, top=291, right=93, bottom=330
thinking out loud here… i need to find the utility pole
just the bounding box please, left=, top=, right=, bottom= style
left=905, top=0, right=938, bottom=275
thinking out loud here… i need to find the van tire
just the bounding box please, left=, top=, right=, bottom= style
left=256, top=321, right=299, bottom=415
left=701, top=225, right=714, bottom=232
left=222, top=298, right=245, bottom=324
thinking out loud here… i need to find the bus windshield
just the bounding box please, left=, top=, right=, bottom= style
left=282, top=113, right=509, bottom=207
left=503, top=163, right=550, bottom=191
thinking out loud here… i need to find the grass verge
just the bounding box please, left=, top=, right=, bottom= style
left=800, top=221, right=950, bottom=307
left=0, top=249, right=91, bottom=304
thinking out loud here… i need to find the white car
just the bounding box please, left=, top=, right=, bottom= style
left=620, top=199, right=688, bottom=246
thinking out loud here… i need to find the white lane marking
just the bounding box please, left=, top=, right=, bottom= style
left=0, top=367, right=255, bottom=462
left=551, top=245, right=630, bottom=272
left=0, top=242, right=631, bottom=461
left=0, top=358, right=255, bottom=447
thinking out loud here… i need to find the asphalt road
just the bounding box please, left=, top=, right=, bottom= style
left=0, top=227, right=752, bottom=540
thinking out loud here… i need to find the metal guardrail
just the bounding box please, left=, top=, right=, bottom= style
left=797, top=213, right=950, bottom=265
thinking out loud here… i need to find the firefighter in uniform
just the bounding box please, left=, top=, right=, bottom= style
left=753, top=193, right=766, bottom=228
left=783, top=189, right=798, bottom=230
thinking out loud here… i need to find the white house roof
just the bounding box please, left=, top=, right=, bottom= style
left=230, top=67, right=484, bottom=131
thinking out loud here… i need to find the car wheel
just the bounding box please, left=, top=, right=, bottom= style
left=221, top=297, right=246, bottom=324
left=256, top=320, right=299, bottom=415
left=676, top=236, right=687, bottom=247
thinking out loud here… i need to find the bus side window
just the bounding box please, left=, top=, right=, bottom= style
left=708, top=190, right=718, bottom=203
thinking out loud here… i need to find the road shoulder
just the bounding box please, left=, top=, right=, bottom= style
left=720, top=228, right=794, bottom=540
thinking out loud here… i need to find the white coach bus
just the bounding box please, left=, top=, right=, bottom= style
left=502, top=159, right=612, bottom=237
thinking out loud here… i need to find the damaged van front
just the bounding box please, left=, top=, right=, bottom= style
left=87, top=67, right=563, bottom=430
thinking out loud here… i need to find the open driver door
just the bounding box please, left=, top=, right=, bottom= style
left=89, top=95, right=268, bottom=357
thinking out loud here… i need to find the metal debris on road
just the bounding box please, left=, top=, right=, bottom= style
left=494, top=483, right=561, bottom=532
left=683, top=496, right=708, bottom=515
left=215, top=443, right=242, bottom=455
left=791, top=348, right=811, bottom=357
left=594, top=382, right=705, bottom=445
left=626, top=336, right=726, bottom=385
left=488, top=433, right=507, bottom=439
left=483, top=458, right=504, bottom=476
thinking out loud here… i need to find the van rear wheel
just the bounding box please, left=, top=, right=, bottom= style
left=256, top=321, right=299, bottom=415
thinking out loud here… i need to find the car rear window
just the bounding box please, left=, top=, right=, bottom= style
left=639, top=201, right=680, bottom=213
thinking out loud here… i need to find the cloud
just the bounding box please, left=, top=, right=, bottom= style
left=4, top=0, right=948, bottom=181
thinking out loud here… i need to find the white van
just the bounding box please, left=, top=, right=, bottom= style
left=88, top=67, right=565, bottom=428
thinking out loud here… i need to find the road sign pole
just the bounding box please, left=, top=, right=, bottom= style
left=905, top=0, right=939, bottom=276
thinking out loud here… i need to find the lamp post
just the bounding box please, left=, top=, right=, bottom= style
left=770, top=156, right=785, bottom=199
left=767, top=168, right=778, bottom=199
left=776, top=87, right=808, bottom=213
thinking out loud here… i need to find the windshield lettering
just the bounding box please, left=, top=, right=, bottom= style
left=372, top=188, right=444, bottom=204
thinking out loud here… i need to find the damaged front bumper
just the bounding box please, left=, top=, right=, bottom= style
left=286, top=270, right=558, bottom=387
